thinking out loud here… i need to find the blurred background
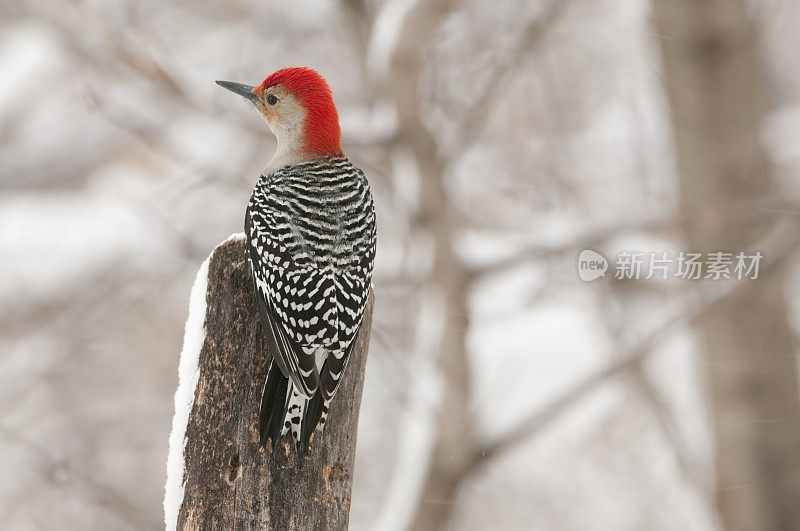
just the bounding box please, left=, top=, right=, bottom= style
left=3, top=0, right=800, bottom=529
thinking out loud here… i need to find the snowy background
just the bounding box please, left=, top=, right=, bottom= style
left=2, top=0, right=800, bottom=529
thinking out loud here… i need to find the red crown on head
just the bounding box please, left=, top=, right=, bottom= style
left=258, top=67, right=342, bottom=157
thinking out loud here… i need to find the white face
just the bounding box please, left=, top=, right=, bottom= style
left=254, top=84, right=307, bottom=156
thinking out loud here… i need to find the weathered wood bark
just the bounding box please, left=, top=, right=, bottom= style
left=176, top=236, right=373, bottom=530
left=654, top=2, right=800, bottom=529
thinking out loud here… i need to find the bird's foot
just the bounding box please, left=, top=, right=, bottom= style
left=230, top=259, right=247, bottom=277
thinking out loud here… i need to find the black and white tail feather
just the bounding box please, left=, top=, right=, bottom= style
left=246, top=155, right=376, bottom=455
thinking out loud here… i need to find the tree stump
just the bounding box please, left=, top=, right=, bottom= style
left=165, top=234, right=373, bottom=530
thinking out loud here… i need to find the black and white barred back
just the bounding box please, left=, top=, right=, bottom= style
left=246, top=155, right=376, bottom=452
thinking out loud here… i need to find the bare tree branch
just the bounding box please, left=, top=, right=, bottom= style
left=0, top=424, right=155, bottom=529
left=629, top=365, right=709, bottom=492
left=467, top=212, right=676, bottom=281
left=467, top=194, right=800, bottom=281
left=473, top=216, right=800, bottom=469
left=446, top=0, right=579, bottom=157
left=594, top=281, right=709, bottom=494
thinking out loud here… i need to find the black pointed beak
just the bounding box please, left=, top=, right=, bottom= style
left=215, top=80, right=260, bottom=103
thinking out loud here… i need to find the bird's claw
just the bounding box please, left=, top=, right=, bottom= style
left=230, top=259, right=247, bottom=277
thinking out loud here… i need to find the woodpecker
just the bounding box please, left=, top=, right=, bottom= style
left=216, top=68, right=376, bottom=455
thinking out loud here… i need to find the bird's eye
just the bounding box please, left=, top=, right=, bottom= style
left=267, top=95, right=278, bottom=106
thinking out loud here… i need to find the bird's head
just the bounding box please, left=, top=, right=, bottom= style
left=216, top=67, right=342, bottom=167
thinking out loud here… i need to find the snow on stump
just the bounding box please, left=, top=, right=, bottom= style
left=165, top=234, right=373, bottom=530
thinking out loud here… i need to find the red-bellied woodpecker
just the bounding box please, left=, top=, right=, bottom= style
left=216, top=67, right=376, bottom=455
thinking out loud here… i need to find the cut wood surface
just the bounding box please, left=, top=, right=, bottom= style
left=175, top=235, right=373, bottom=530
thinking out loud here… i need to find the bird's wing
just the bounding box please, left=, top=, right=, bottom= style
left=318, top=193, right=377, bottom=401
left=247, top=163, right=376, bottom=401
left=246, top=208, right=337, bottom=397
